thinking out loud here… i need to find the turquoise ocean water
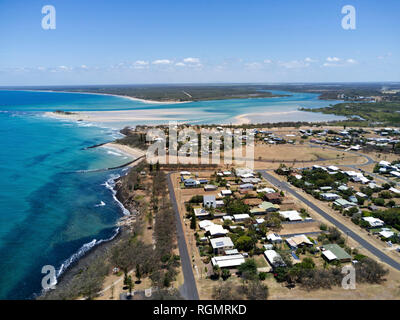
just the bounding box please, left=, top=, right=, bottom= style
left=0, top=90, right=343, bottom=299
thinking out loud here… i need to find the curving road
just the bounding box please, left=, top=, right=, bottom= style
left=167, top=173, right=199, bottom=300
left=258, top=170, right=400, bottom=271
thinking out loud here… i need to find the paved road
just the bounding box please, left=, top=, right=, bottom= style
left=258, top=170, right=400, bottom=271
left=167, top=173, right=199, bottom=300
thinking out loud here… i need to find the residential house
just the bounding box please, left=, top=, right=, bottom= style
left=334, top=198, right=356, bottom=209
left=264, top=192, right=282, bottom=204
left=321, top=193, right=340, bottom=201
left=264, top=250, right=286, bottom=268
left=205, top=224, right=229, bottom=237
left=286, top=234, right=313, bottom=249
left=258, top=201, right=280, bottom=213
left=279, top=210, right=302, bottom=222
left=233, top=214, right=251, bottom=222
left=184, top=179, right=198, bottom=188
left=243, top=198, right=263, bottom=206
left=194, top=208, right=210, bottom=218
left=204, top=184, right=218, bottom=191
left=239, top=183, right=254, bottom=191
left=266, top=232, right=282, bottom=243
left=203, top=195, right=217, bottom=208
left=210, top=237, right=234, bottom=254
left=362, top=216, right=384, bottom=228
left=322, top=244, right=351, bottom=262
left=211, top=254, right=245, bottom=268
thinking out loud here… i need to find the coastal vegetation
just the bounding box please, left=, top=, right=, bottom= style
left=40, top=161, right=181, bottom=300
left=23, top=84, right=287, bottom=102
left=301, top=102, right=400, bottom=126
left=54, top=110, right=77, bottom=115
left=114, top=127, right=148, bottom=151
left=12, top=82, right=400, bottom=102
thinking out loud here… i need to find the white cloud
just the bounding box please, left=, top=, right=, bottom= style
left=326, top=57, right=341, bottom=62
left=152, top=59, right=172, bottom=65
left=304, top=57, right=317, bottom=63
left=323, top=57, right=357, bottom=67
left=263, top=59, right=272, bottom=64
left=183, top=57, right=200, bottom=64
left=279, top=60, right=310, bottom=69
left=135, top=60, right=149, bottom=66
left=175, top=62, right=186, bottom=67
left=133, top=60, right=149, bottom=69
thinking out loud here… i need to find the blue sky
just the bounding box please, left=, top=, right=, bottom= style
left=0, top=0, right=399, bottom=85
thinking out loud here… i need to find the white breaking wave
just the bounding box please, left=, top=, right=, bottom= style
left=95, top=201, right=106, bottom=207
left=56, top=227, right=120, bottom=279
left=102, top=173, right=130, bottom=216
left=106, top=150, right=123, bottom=157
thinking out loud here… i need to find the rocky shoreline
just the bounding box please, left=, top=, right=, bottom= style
left=38, top=164, right=141, bottom=300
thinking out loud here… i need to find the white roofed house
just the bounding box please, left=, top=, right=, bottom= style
left=205, top=224, right=229, bottom=237
left=390, top=171, right=400, bottom=178
left=256, top=187, right=275, bottom=194
left=211, top=254, right=245, bottom=268
left=322, top=250, right=337, bottom=262
left=216, top=200, right=225, bottom=208
left=320, top=193, right=341, bottom=201
left=255, top=218, right=265, bottom=224
left=389, top=187, right=400, bottom=195
left=328, top=165, right=339, bottom=172
left=379, top=160, right=391, bottom=168
left=239, top=183, right=254, bottom=191
left=333, top=198, right=356, bottom=209
left=220, top=190, right=232, bottom=197
left=203, top=195, right=217, bottom=209
left=355, top=192, right=368, bottom=199
left=204, top=184, right=218, bottom=191
left=236, top=168, right=255, bottom=178
left=233, top=213, right=251, bottom=222
left=379, top=229, right=395, bottom=239
left=279, top=210, right=302, bottom=221
left=199, top=220, right=214, bottom=230
left=194, top=208, right=210, bottom=219
left=267, top=232, right=282, bottom=243
left=264, top=250, right=286, bottom=269
left=362, top=216, right=384, bottom=228
left=210, top=237, right=234, bottom=254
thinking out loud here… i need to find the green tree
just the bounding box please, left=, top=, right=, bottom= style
left=238, top=259, right=258, bottom=280
left=235, top=235, right=255, bottom=252
left=190, top=214, right=197, bottom=230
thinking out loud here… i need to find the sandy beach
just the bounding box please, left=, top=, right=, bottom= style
left=101, top=143, right=145, bottom=162
left=44, top=109, right=196, bottom=123
left=21, top=89, right=191, bottom=105
left=233, top=110, right=306, bottom=125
